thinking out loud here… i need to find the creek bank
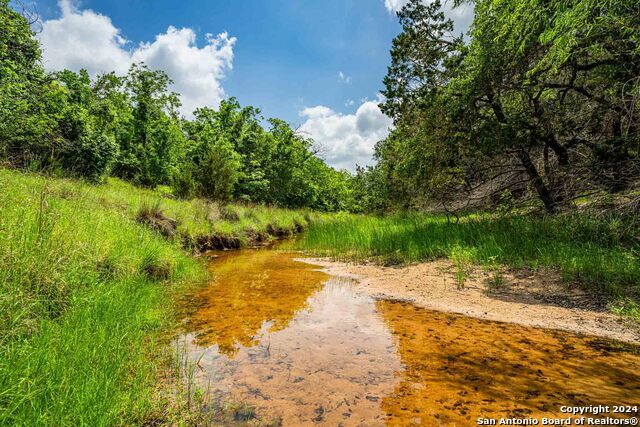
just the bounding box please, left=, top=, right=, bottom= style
left=300, top=257, right=640, bottom=344
left=136, top=205, right=306, bottom=251
left=186, top=223, right=303, bottom=252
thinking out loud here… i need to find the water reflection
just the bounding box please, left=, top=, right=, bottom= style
left=184, top=250, right=327, bottom=355
left=178, top=250, right=640, bottom=426
left=180, top=275, right=402, bottom=425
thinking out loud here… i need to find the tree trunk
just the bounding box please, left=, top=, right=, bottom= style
left=545, top=135, right=569, bottom=166
left=517, top=148, right=557, bottom=212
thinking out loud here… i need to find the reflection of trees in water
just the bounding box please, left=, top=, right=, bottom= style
left=185, top=250, right=327, bottom=356
left=377, top=300, right=640, bottom=426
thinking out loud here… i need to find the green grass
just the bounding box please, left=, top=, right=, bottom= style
left=0, top=168, right=320, bottom=426
left=295, top=212, right=640, bottom=316
left=45, top=175, right=322, bottom=246
left=3, top=166, right=637, bottom=423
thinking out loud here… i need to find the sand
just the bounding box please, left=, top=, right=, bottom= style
left=300, top=257, right=640, bottom=344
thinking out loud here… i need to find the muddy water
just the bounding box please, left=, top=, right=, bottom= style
left=178, top=249, right=640, bottom=426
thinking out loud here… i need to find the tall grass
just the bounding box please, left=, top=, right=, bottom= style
left=296, top=212, right=640, bottom=314
left=44, top=175, right=322, bottom=244
left=0, top=167, right=332, bottom=425
left=0, top=169, right=211, bottom=425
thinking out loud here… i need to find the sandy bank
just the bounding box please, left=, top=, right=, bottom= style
left=299, top=257, right=640, bottom=344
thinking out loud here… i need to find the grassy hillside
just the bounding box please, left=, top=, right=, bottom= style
left=0, top=168, right=318, bottom=426
left=295, top=213, right=640, bottom=319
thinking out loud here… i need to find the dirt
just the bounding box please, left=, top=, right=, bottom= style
left=136, top=207, right=178, bottom=238
left=300, top=257, right=640, bottom=344
left=187, top=223, right=304, bottom=252
left=192, top=234, right=243, bottom=251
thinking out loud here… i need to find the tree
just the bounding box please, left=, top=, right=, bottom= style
left=381, top=0, right=464, bottom=121
left=379, top=0, right=468, bottom=211
left=263, top=119, right=314, bottom=207
left=0, top=1, right=58, bottom=169
left=212, top=98, right=273, bottom=202
left=378, top=0, right=640, bottom=212
left=54, top=69, right=119, bottom=182
left=178, top=107, right=242, bottom=201
left=115, top=63, right=184, bottom=187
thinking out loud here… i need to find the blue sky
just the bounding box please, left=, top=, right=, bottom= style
left=32, top=0, right=399, bottom=125
left=28, top=0, right=473, bottom=170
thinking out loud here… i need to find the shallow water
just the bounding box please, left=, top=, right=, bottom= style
left=178, top=249, right=640, bottom=426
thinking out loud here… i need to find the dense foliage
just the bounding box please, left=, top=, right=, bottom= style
left=0, top=1, right=353, bottom=211
left=370, top=0, right=639, bottom=213
left=3, top=0, right=639, bottom=215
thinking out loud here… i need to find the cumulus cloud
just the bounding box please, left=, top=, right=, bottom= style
left=384, top=0, right=474, bottom=35
left=38, top=0, right=236, bottom=116
left=131, top=29, right=235, bottom=115
left=299, top=100, right=393, bottom=172
left=38, top=0, right=131, bottom=75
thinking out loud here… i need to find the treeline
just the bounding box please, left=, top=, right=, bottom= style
left=357, top=0, right=639, bottom=213
left=6, top=0, right=638, bottom=215
left=0, top=1, right=354, bottom=211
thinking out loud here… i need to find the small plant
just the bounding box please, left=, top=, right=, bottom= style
left=136, top=200, right=178, bottom=238
left=611, top=298, right=640, bottom=319
left=221, top=205, right=241, bottom=222
left=96, top=255, right=120, bottom=279
left=450, top=246, right=474, bottom=290
left=484, top=255, right=505, bottom=294
left=382, top=250, right=404, bottom=266
left=139, top=251, right=174, bottom=281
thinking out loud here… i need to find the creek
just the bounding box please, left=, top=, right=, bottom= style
left=177, top=249, right=640, bottom=426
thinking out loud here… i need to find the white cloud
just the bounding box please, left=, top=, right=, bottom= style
left=131, top=29, right=235, bottom=116
left=345, top=99, right=355, bottom=107
left=338, top=71, right=352, bottom=84
left=299, top=100, right=393, bottom=172
left=38, top=0, right=236, bottom=117
left=384, top=0, right=405, bottom=13
left=38, top=0, right=131, bottom=75
left=384, top=0, right=474, bottom=35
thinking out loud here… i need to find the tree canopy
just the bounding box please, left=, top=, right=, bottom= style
left=3, top=0, right=638, bottom=214
left=0, top=1, right=355, bottom=211
left=374, top=0, right=639, bottom=212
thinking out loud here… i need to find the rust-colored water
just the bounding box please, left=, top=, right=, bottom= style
left=178, top=249, right=640, bottom=426
left=378, top=302, right=640, bottom=425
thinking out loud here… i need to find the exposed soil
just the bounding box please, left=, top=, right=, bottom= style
left=192, top=234, right=243, bottom=251
left=185, top=224, right=305, bottom=252
left=300, top=257, right=640, bottom=344
left=135, top=204, right=306, bottom=252
left=136, top=207, right=178, bottom=238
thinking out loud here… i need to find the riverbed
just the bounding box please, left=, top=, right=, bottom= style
left=177, top=249, right=640, bottom=426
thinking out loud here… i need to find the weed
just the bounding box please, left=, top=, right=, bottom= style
left=221, top=204, right=241, bottom=222
left=136, top=200, right=178, bottom=238
left=451, top=246, right=474, bottom=290
left=484, top=255, right=505, bottom=294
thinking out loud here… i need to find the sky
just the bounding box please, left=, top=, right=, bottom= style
left=26, top=0, right=473, bottom=171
